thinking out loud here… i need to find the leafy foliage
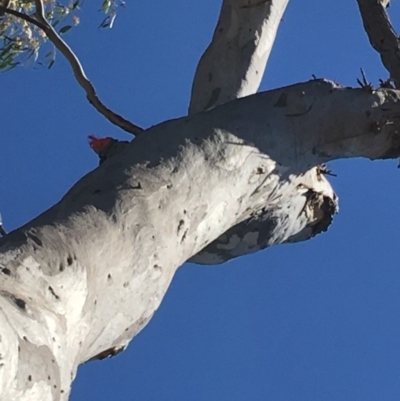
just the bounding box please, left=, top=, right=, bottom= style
left=0, top=0, right=124, bottom=71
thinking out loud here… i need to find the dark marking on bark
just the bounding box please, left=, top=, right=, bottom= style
left=218, top=27, right=223, bottom=33
left=94, top=189, right=101, bottom=194
left=28, top=233, right=43, bottom=247
left=369, top=121, right=381, bottom=134
left=240, top=0, right=271, bottom=8
left=274, top=92, right=287, bottom=107
left=366, top=110, right=371, bottom=117
left=317, top=150, right=330, bottom=158
left=12, top=296, right=26, bottom=310
left=183, top=209, right=187, bottom=214
left=48, top=286, right=60, bottom=300
left=94, top=299, right=97, bottom=305
left=181, top=230, right=188, bottom=243
left=28, top=375, right=32, bottom=381
left=1, top=268, right=11, bottom=275
left=59, top=263, right=65, bottom=272
left=177, top=219, right=185, bottom=233
left=208, top=73, right=213, bottom=82
left=89, top=346, right=126, bottom=361
left=107, top=274, right=112, bottom=280
left=67, top=256, right=73, bottom=266
left=167, top=184, right=173, bottom=189
left=48, top=376, right=51, bottom=380
left=204, top=87, right=221, bottom=110
left=123, top=282, right=129, bottom=288
left=286, top=105, right=313, bottom=117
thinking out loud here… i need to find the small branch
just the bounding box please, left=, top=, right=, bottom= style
left=0, top=5, right=45, bottom=28
left=356, top=0, right=400, bottom=88
left=0, top=0, right=10, bottom=16
left=357, top=67, right=374, bottom=92
left=1, top=1, right=144, bottom=136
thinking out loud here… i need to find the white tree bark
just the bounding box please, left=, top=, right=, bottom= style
left=1, top=80, right=400, bottom=400
left=189, top=0, right=289, bottom=114
left=1, top=1, right=400, bottom=400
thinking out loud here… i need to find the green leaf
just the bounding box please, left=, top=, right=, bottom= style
left=102, top=0, right=111, bottom=13
left=59, top=25, right=72, bottom=34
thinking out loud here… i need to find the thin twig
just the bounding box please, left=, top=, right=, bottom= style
left=1, top=1, right=144, bottom=136
left=357, top=67, right=374, bottom=92
left=0, top=5, right=45, bottom=27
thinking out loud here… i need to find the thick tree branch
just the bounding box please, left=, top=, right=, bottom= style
left=189, top=0, right=289, bottom=114
left=0, top=80, right=399, bottom=399
left=0, top=1, right=144, bottom=136
left=187, top=0, right=339, bottom=264
left=357, top=0, right=400, bottom=88
left=1, top=81, right=400, bottom=400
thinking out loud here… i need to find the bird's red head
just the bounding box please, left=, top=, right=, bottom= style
left=88, top=135, right=113, bottom=154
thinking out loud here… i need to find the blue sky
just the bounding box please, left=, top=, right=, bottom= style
left=1, top=1, right=400, bottom=400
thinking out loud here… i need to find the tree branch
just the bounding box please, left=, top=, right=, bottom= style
left=0, top=1, right=144, bottom=136
left=0, top=80, right=399, bottom=399
left=0, top=5, right=45, bottom=28
left=187, top=0, right=339, bottom=264
left=357, top=0, right=400, bottom=88
left=189, top=0, right=289, bottom=114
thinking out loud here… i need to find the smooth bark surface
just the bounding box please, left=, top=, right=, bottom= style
left=189, top=0, right=289, bottom=113
left=1, top=80, right=400, bottom=400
